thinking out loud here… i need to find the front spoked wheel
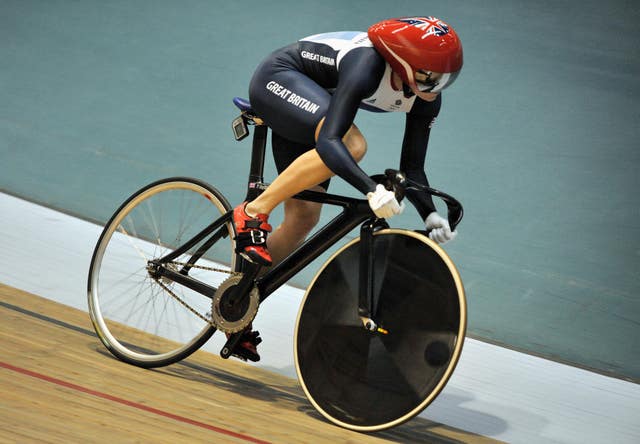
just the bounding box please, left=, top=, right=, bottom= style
left=294, top=229, right=466, bottom=431
left=87, top=177, right=238, bottom=368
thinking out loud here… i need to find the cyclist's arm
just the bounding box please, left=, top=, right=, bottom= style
left=400, top=94, right=442, bottom=220
left=315, top=48, right=385, bottom=194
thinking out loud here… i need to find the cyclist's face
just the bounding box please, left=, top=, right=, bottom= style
left=391, top=70, right=440, bottom=101
left=411, top=70, right=442, bottom=101
left=415, top=70, right=444, bottom=92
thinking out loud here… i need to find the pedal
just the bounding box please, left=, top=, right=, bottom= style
left=245, top=330, right=262, bottom=345
left=220, top=330, right=262, bottom=362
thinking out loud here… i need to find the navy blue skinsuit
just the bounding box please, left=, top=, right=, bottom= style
left=248, top=31, right=442, bottom=219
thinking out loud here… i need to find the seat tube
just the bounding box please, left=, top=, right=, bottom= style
left=245, top=124, right=268, bottom=202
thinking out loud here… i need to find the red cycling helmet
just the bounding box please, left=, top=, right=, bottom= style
left=368, top=17, right=463, bottom=93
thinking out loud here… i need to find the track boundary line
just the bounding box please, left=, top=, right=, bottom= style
left=0, top=361, right=271, bottom=444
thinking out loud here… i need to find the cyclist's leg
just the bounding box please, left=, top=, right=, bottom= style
left=238, top=65, right=367, bottom=260
left=266, top=187, right=324, bottom=266
left=246, top=121, right=366, bottom=216
left=245, top=131, right=325, bottom=271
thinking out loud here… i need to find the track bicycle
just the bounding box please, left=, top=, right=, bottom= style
left=87, top=97, right=467, bottom=431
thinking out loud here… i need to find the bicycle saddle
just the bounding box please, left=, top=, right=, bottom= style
left=233, top=97, right=254, bottom=113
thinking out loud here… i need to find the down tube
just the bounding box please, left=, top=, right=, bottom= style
left=257, top=212, right=370, bottom=300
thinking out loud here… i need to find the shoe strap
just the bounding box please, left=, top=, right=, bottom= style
left=243, top=217, right=272, bottom=232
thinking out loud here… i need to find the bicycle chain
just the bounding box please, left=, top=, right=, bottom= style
left=168, top=260, right=242, bottom=276
left=152, top=260, right=243, bottom=328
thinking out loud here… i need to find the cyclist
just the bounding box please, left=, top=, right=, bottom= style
left=230, top=16, right=463, bottom=361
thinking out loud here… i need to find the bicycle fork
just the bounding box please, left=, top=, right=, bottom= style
left=358, top=219, right=389, bottom=335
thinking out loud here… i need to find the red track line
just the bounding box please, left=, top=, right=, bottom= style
left=0, top=361, right=270, bottom=444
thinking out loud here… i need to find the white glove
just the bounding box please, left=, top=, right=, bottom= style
left=366, top=184, right=404, bottom=219
left=425, top=212, right=457, bottom=244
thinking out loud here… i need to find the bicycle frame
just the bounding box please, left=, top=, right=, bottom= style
left=152, top=117, right=383, bottom=310
left=151, top=105, right=463, bottom=355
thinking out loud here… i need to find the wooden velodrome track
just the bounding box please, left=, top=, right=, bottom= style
left=0, top=284, right=500, bottom=443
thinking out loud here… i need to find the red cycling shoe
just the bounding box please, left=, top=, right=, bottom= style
left=226, top=328, right=262, bottom=362
left=233, top=202, right=273, bottom=266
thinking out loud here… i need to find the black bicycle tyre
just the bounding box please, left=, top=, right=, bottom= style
left=87, top=177, right=236, bottom=368
left=294, top=229, right=466, bottom=431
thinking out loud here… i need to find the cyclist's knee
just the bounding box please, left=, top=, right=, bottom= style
left=343, top=125, right=367, bottom=162
left=315, top=119, right=367, bottom=162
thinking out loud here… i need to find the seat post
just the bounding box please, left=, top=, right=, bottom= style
left=245, top=124, right=268, bottom=202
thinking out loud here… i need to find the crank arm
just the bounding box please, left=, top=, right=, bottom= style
left=220, top=332, right=243, bottom=359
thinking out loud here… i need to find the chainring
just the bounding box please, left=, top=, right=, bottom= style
left=211, top=275, right=259, bottom=333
